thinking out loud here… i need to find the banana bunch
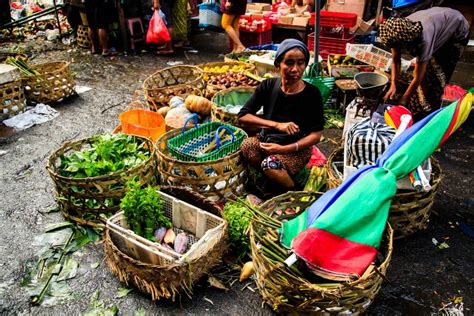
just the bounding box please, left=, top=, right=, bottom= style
left=304, top=166, right=328, bottom=193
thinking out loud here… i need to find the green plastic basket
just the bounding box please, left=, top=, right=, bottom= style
left=167, top=114, right=246, bottom=162
left=303, top=63, right=335, bottom=104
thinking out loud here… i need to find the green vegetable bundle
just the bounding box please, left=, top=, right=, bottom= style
left=120, top=181, right=171, bottom=241
left=58, top=134, right=150, bottom=178
left=5, top=56, right=39, bottom=77
left=222, top=200, right=253, bottom=255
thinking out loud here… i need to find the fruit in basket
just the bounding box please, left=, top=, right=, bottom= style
left=209, top=73, right=260, bottom=89
left=203, top=64, right=248, bottom=74
left=174, top=232, right=189, bottom=254
left=185, top=95, right=213, bottom=116
left=154, top=227, right=167, bottom=243
left=164, top=228, right=176, bottom=244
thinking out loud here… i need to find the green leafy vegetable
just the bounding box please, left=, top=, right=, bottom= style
left=120, top=181, right=171, bottom=241
left=222, top=200, right=253, bottom=256
left=58, top=134, right=150, bottom=179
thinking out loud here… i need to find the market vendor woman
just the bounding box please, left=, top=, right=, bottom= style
left=237, top=39, right=324, bottom=190
left=380, top=7, right=469, bottom=121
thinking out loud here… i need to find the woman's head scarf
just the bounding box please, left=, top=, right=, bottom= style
left=274, top=39, right=310, bottom=67
left=379, top=17, right=423, bottom=48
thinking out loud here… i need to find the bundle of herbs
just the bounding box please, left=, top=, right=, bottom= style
left=120, top=181, right=171, bottom=241
left=58, top=134, right=150, bottom=178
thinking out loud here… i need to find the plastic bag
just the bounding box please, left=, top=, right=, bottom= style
left=146, top=10, right=171, bottom=45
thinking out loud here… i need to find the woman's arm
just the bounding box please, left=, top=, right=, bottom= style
left=259, top=130, right=322, bottom=154
left=384, top=48, right=401, bottom=102
left=400, top=61, right=428, bottom=105
left=237, top=113, right=300, bottom=135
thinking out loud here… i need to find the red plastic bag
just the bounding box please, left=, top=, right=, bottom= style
left=146, top=11, right=171, bottom=45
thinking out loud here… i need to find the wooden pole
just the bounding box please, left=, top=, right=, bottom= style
left=314, top=0, right=321, bottom=75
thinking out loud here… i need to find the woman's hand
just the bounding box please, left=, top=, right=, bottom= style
left=259, top=142, right=286, bottom=154
left=275, top=122, right=300, bottom=135
left=384, top=84, right=397, bottom=102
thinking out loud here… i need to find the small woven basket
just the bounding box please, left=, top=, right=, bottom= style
left=211, top=86, right=256, bottom=124
left=197, top=61, right=256, bottom=80
left=0, top=78, right=26, bottom=120
left=76, top=25, right=91, bottom=48
left=104, top=186, right=228, bottom=301
left=23, top=61, right=76, bottom=104
left=143, top=66, right=204, bottom=108
left=251, top=191, right=393, bottom=314
left=327, top=148, right=442, bottom=239
left=156, top=129, right=247, bottom=202
left=46, top=135, right=157, bottom=227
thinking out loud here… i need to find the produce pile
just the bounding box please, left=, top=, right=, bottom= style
left=208, top=73, right=260, bottom=90
left=202, top=64, right=251, bottom=81
left=58, top=134, right=150, bottom=179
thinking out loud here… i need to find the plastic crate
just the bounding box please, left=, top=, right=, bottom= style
left=346, top=43, right=411, bottom=72
left=308, top=32, right=356, bottom=59
left=231, top=29, right=272, bottom=49
left=106, top=191, right=226, bottom=265
left=239, top=15, right=271, bottom=33
left=309, top=11, right=358, bottom=28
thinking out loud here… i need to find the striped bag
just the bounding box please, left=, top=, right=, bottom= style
left=346, top=117, right=396, bottom=168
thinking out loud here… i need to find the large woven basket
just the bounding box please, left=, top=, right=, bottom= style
left=156, top=129, right=247, bottom=202
left=327, top=148, right=442, bottom=239
left=46, top=135, right=157, bottom=227
left=23, top=61, right=76, bottom=104
left=197, top=61, right=256, bottom=80
left=0, top=78, right=26, bottom=120
left=143, top=66, right=204, bottom=108
left=251, top=191, right=393, bottom=314
left=104, top=186, right=228, bottom=301
left=211, top=86, right=256, bottom=125
left=76, top=25, right=91, bottom=48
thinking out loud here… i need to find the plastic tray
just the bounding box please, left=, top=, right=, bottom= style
left=346, top=44, right=411, bottom=72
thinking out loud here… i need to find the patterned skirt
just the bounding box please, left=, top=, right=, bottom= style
left=240, top=136, right=311, bottom=175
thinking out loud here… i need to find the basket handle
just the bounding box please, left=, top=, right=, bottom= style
left=215, top=125, right=235, bottom=150
left=181, top=113, right=199, bottom=134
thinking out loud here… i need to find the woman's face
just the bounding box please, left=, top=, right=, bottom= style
left=278, top=48, right=307, bottom=83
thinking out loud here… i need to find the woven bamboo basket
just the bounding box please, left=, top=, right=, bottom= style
left=104, top=186, right=228, bottom=301
left=0, top=78, right=26, bottom=120
left=76, top=25, right=91, bottom=48
left=197, top=61, right=256, bottom=80
left=46, top=135, right=157, bottom=227
left=251, top=191, right=393, bottom=314
left=210, top=86, right=256, bottom=124
left=155, top=128, right=248, bottom=202
left=327, top=148, right=442, bottom=239
left=23, top=61, right=76, bottom=104
left=143, top=66, right=204, bottom=108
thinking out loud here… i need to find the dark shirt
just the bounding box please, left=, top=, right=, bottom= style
left=222, top=0, right=247, bottom=16
left=238, top=78, right=325, bottom=136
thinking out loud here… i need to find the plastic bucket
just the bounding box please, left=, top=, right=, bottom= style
left=354, top=72, right=389, bottom=99
left=119, top=109, right=166, bottom=143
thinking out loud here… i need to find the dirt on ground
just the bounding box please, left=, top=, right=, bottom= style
left=0, top=31, right=473, bottom=315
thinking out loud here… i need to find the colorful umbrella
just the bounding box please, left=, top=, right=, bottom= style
left=281, top=91, right=473, bottom=280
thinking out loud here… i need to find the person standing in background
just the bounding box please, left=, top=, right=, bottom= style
left=380, top=7, right=469, bottom=121
left=153, top=0, right=174, bottom=54
left=221, top=0, right=247, bottom=53
left=84, top=0, right=117, bottom=56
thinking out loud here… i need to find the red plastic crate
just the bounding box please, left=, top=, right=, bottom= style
left=308, top=32, right=355, bottom=59
left=239, top=15, right=272, bottom=33
left=229, top=30, right=272, bottom=49
left=309, top=11, right=357, bottom=28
